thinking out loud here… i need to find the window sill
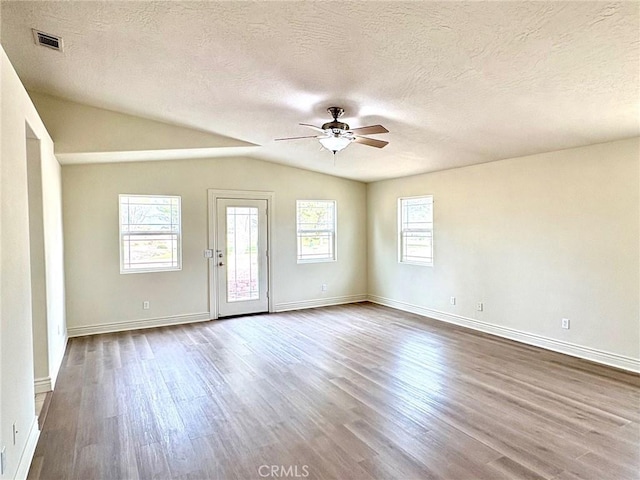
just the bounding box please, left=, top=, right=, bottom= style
left=398, top=261, right=433, bottom=267
left=120, top=267, right=182, bottom=274
left=297, top=259, right=337, bottom=264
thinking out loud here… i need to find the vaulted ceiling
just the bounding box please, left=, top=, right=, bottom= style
left=2, top=1, right=638, bottom=182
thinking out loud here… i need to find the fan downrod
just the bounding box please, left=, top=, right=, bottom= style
left=327, top=107, right=344, bottom=120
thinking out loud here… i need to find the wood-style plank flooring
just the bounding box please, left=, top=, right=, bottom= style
left=29, top=303, right=639, bottom=480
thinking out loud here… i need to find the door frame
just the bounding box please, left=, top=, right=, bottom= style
left=207, top=189, right=274, bottom=319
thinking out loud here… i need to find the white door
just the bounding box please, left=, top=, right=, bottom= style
left=216, top=198, right=269, bottom=317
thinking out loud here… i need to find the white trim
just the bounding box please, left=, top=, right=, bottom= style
left=368, top=295, right=640, bottom=373
left=14, top=417, right=39, bottom=480
left=67, top=312, right=210, bottom=337
left=48, top=333, right=68, bottom=390
left=275, top=295, right=367, bottom=312
left=208, top=189, right=275, bottom=319
left=34, top=377, right=52, bottom=394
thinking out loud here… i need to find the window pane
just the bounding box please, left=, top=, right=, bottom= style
left=297, top=201, right=335, bottom=232
left=402, top=232, right=433, bottom=263
left=298, top=232, right=334, bottom=261
left=122, top=234, right=179, bottom=269
left=120, top=196, right=180, bottom=233
left=401, top=198, right=432, bottom=229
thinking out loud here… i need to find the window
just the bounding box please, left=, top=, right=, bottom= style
left=296, top=200, right=336, bottom=262
left=119, top=195, right=181, bottom=273
left=399, top=195, right=433, bottom=265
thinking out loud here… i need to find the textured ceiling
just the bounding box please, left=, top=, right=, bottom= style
left=1, top=1, right=638, bottom=182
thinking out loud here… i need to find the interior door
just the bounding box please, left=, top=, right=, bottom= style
left=216, top=198, right=269, bottom=317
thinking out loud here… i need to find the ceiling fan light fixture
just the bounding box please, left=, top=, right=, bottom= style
left=318, top=135, right=353, bottom=153
left=275, top=106, right=389, bottom=154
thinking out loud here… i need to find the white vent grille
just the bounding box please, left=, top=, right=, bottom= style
left=32, top=29, right=63, bottom=51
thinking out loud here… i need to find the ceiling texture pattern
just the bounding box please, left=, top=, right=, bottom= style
left=1, top=1, right=638, bottom=182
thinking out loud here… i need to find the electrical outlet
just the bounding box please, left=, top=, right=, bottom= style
left=143, top=301, right=150, bottom=310
left=1, top=446, right=5, bottom=475
left=450, top=296, right=456, bottom=305
left=321, top=284, right=327, bottom=292
left=562, top=318, right=570, bottom=329
left=477, top=302, right=484, bottom=312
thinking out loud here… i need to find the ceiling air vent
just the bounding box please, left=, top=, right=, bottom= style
left=32, top=29, right=63, bottom=51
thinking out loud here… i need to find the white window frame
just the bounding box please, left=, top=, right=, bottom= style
left=296, top=200, right=337, bottom=263
left=398, top=195, right=433, bottom=266
left=119, top=194, right=182, bottom=274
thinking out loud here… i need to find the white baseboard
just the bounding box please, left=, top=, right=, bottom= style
left=368, top=295, right=640, bottom=373
left=34, top=334, right=68, bottom=394
left=275, top=294, right=367, bottom=312
left=14, top=416, right=39, bottom=480
left=34, top=377, right=51, bottom=394
left=67, top=312, right=211, bottom=337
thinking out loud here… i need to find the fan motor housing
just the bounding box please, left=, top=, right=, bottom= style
left=321, top=120, right=350, bottom=132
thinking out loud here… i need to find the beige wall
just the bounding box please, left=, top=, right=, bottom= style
left=28, top=91, right=253, bottom=157
left=62, top=157, right=367, bottom=332
left=1, top=47, right=66, bottom=480
left=368, top=138, right=639, bottom=367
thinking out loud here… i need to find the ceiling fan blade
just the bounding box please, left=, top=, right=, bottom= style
left=299, top=123, right=326, bottom=133
left=349, top=124, right=389, bottom=135
left=275, top=135, right=320, bottom=141
left=354, top=136, right=389, bottom=148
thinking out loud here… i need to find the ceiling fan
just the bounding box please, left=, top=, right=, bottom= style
left=275, top=107, right=389, bottom=154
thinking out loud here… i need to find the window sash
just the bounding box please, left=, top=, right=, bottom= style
left=297, top=231, right=335, bottom=261
left=400, top=230, right=433, bottom=264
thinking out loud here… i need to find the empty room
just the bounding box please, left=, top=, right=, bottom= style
left=0, top=1, right=638, bottom=479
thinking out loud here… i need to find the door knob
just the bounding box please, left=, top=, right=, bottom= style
left=218, top=262, right=224, bottom=267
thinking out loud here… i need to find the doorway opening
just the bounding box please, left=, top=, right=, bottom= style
left=25, top=122, right=51, bottom=421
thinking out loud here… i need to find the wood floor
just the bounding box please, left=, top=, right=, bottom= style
left=29, top=303, right=639, bottom=480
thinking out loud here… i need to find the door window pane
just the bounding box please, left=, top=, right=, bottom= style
left=226, top=206, right=260, bottom=302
